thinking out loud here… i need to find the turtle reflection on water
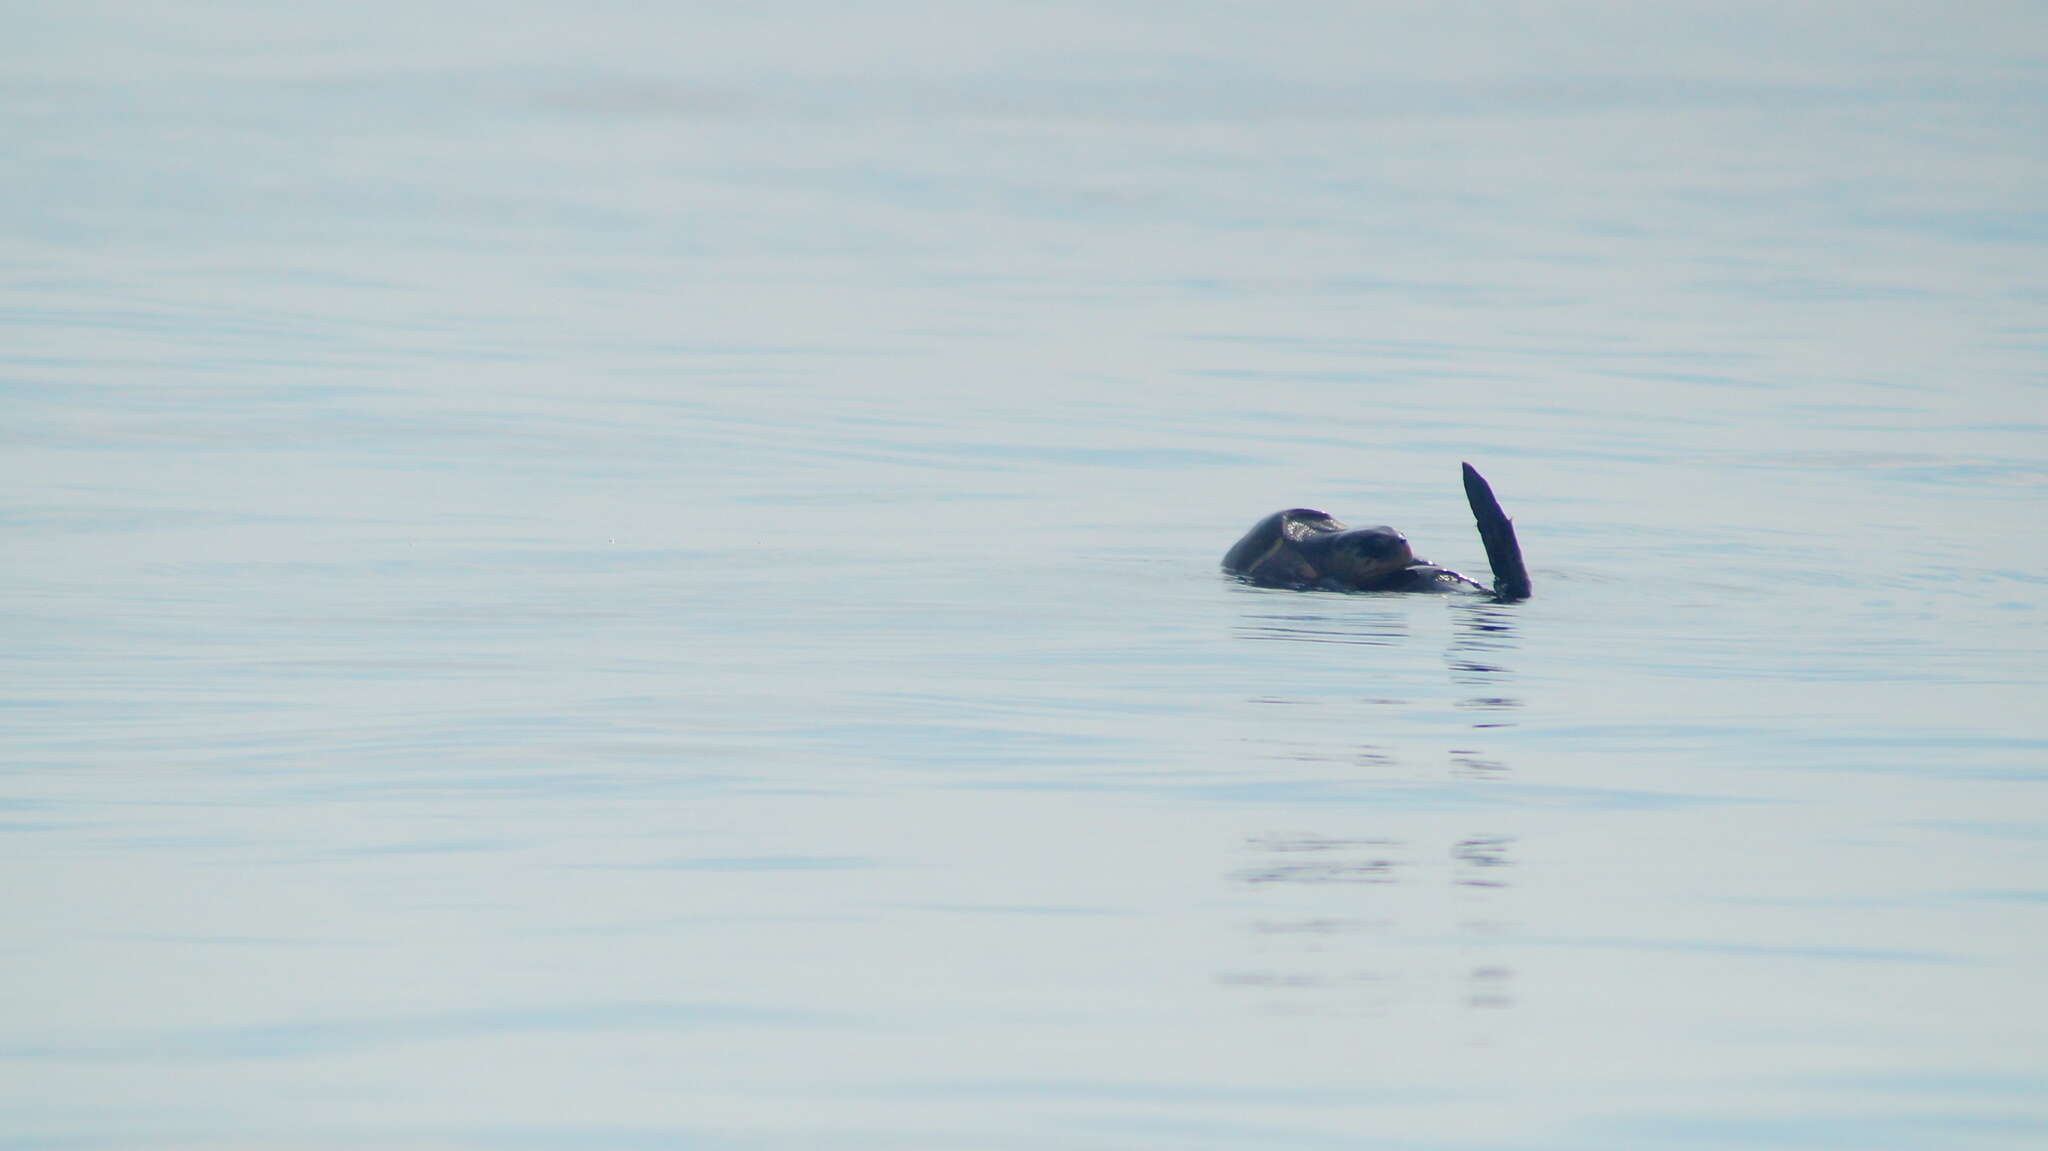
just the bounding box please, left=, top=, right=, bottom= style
left=1222, top=463, right=1532, bottom=603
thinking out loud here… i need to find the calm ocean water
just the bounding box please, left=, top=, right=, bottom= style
left=4, top=3, right=2045, bottom=1148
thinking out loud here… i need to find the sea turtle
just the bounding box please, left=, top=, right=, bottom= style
left=1222, top=463, right=1531, bottom=601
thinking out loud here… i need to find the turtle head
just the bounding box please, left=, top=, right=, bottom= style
left=1312, top=526, right=1416, bottom=587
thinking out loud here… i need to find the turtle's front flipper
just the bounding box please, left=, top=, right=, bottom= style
left=1461, top=462, right=1531, bottom=602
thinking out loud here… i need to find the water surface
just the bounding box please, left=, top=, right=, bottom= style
left=3, top=3, right=2046, bottom=1148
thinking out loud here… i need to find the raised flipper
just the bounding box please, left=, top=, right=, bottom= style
left=1461, top=462, right=1531, bottom=602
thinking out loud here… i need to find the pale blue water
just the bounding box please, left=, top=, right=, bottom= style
left=4, top=3, right=2046, bottom=1148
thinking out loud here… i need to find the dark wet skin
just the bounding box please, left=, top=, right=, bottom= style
left=1221, top=509, right=1489, bottom=593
